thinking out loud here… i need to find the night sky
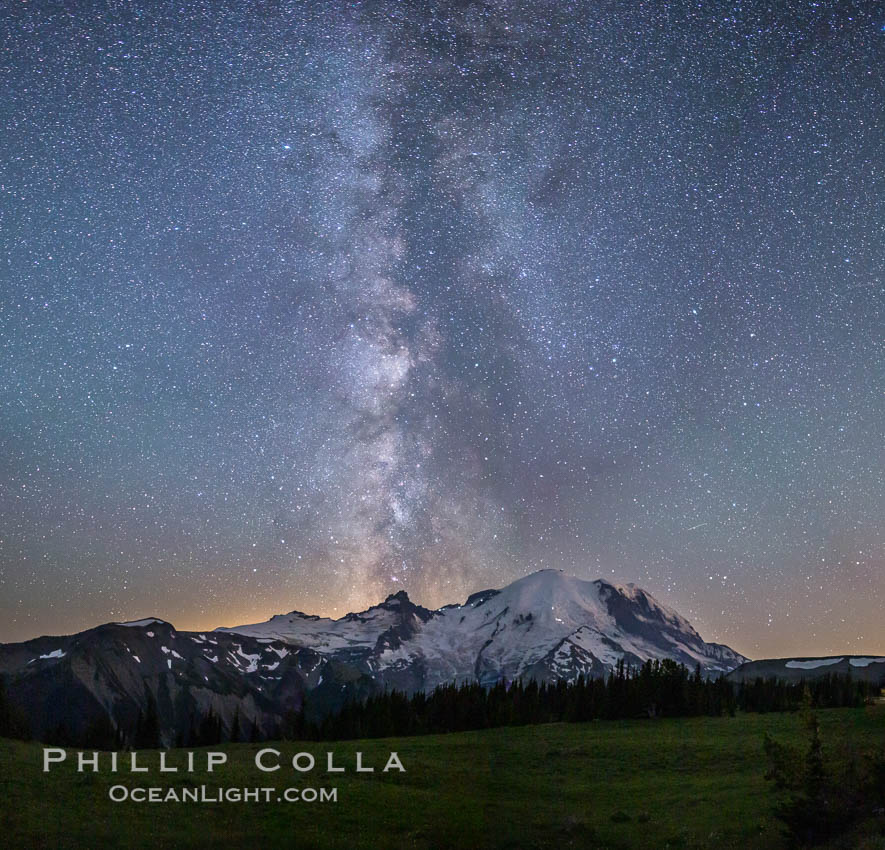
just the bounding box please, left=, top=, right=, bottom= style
left=1, top=1, right=883, bottom=658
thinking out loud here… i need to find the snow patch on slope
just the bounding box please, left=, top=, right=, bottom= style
left=786, top=658, right=843, bottom=670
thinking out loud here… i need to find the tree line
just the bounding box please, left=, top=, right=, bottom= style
left=0, top=660, right=876, bottom=747
left=284, top=660, right=874, bottom=743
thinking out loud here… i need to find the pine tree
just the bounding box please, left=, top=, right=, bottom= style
left=0, top=676, right=10, bottom=737
left=764, top=696, right=862, bottom=846
left=197, top=708, right=222, bottom=746
left=135, top=690, right=160, bottom=749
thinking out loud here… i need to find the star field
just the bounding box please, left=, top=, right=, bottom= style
left=1, top=0, right=883, bottom=657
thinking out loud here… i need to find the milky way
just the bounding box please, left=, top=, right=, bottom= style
left=1, top=0, right=883, bottom=657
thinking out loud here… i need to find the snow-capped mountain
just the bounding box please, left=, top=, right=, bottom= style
left=218, top=569, right=748, bottom=690
left=0, top=570, right=747, bottom=746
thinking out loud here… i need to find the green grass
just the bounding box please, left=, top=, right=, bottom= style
left=2, top=706, right=885, bottom=849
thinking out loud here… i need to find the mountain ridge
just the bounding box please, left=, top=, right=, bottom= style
left=0, top=569, right=749, bottom=746
left=216, top=569, right=748, bottom=687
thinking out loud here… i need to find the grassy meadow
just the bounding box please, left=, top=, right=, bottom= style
left=2, top=706, right=885, bottom=849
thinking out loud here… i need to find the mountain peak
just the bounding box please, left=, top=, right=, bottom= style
left=382, top=590, right=411, bottom=606
left=214, top=570, right=748, bottom=682
left=114, top=617, right=172, bottom=629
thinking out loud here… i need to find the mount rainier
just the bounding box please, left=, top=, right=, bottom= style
left=218, top=569, right=747, bottom=691
left=0, top=569, right=747, bottom=745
